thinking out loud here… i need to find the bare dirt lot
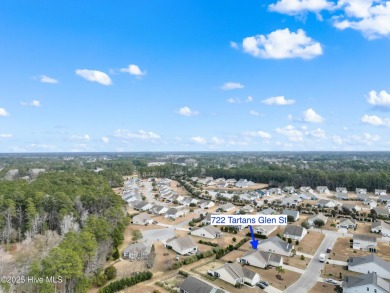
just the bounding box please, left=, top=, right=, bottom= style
left=308, top=282, right=337, bottom=293
left=221, top=250, right=245, bottom=262
left=284, top=256, right=309, bottom=270
left=321, top=263, right=361, bottom=280
left=297, top=231, right=325, bottom=255
left=332, top=237, right=390, bottom=262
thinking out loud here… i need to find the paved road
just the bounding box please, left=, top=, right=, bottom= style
left=283, top=233, right=338, bottom=293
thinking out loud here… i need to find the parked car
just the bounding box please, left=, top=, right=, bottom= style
left=325, top=279, right=338, bottom=285
left=256, top=282, right=266, bottom=289
left=258, top=281, right=269, bottom=287
left=326, top=247, right=332, bottom=253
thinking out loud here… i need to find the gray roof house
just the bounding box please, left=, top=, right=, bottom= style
left=219, top=203, right=235, bottom=212
left=308, top=213, right=328, bottom=226
left=353, top=234, right=377, bottom=252
left=239, top=249, right=283, bottom=268
left=336, top=187, right=348, bottom=193
left=123, top=242, right=150, bottom=260
left=375, top=189, right=387, bottom=196
left=132, top=213, right=153, bottom=225
left=282, top=209, right=300, bottom=221
left=283, top=225, right=307, bottom=241
left=343, top=272, right=390, bottom=293
left=179, top=276, right=226, bottom=293
left=258, top=236, right=294, bottom=256
left=338, top=218, right=357, bottom=229
left=348, top=254, right=390, bottom=279
left=212, top=262, right=260, bottom=287
left=166, top=236, right=198, bottom=255
left=191, top=225, right=222, bottom=239
left=317, top=199, right=337, bottom=208
left=336, top=193, right=349, bottom=200
left=259, top=207, right=277, bottom=215
left=316, top=186, right=330, bottom=193
left=356, top=188, right=367, bottom=195
left=374, top=207, right=390, bottom=217
left=372, top=221, right=390, bottom=237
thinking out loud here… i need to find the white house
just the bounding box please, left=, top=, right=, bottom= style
left=132, top=213, right=153, bottom=225
left=342, top=203, right=362, bottom=212
left=316, top=186, right=330, bottom=194
left=219, top=203, right=235, bottom=212
left=198, top=200, right=215, bottom=209
left=239, top=249, right=283, bottom=269
left=259, top=208, right=278, bottom=215
left=336, top=187, right=348, bottom=193
left=191, top=225, right=222, bottom=239
left=150, top=205, right=169, bottom=215
left=338, top=218, right=357, bottom=229
left=254, top=225, right=277, bottom=236
left=348, top=254, right=390, bottom=279
left=212, top=263, right=260, bottom=287
left=353, top=234, right=377, bottom=252
left=317, top=199, right=337, bottom=208
left=365, top=200, right=378, bottom=209
left=300, top=186, right=313, bottom=193
left=375, top=189, right=387, bottom=196
left=165, top=208, right=188, bottom=219
left=356, top=188, right=367, bottom=195
left=123, top=242, right=150, bottom=260
left=343, top=272, right=390, bottom=293
left=373, top=207, right=390, bottom=217
left=258, top=236, right=294, bottom=256
left=371, top=221, right=390, bottom=237
left=180, top=276, right=227, bottom=293
left=166, top=236, right=198, bottom=255
left=283, top=225, right=307, bottom=241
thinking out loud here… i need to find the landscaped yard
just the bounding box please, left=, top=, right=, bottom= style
left=248, top=266, right=301, bottom=291
left=321, top=263, right=361, bottom=280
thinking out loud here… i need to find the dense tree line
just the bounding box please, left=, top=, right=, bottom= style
left=0, top=170, right=128, bottom=292
left=204, top=166, right=390, bottom=191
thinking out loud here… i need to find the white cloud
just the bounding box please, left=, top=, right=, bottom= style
left=0, top=108, right=9, bottom=116
left=230, top=41, right=239, bottom=49
left=242, top=28, right=323, bottom=59
left=226, top=98, right=241, bottom=104
left=276, top=125, right=304, bottom=141
left=303, top=108, right=324, bottom=123
left=262, top=96, right=296, bottom=105
left=191, top=136, right=207, bottom=144
left=221, top=82, right=244, bottom=90
left=0, top=134, right=13, bottom=138
left=71, top=134, right=91, bottom=141
left=101, top=137, right=109, bottom=143
left=211, top=137, right=225, bottom=144
left=120, top=64, right=146, bottom=76
left=308, top=128, right=326, bottom=138
left=332, top=135, right=343, bottom=144
left=75, top=69, right=112, bottom=86
left=178, top=106, right=199, bottom=117
left=40, top=75, right=58, bottom=84
left=361, top=114, right=390, bottom=126
left=334, top=0, right=390, bottom=39
left=249, top=110, right=261, bottom=116
left=113, top=129, right=161, bottom=140
left=246, top=96, right=253, bottom=102
left=363, top=132, right=381, bottom=141
left=242, top=131, right=272, bottom=139
left=287, top=114, right=293, bottom=120
left=269, top=0, right=335, bottom=15
left=367, top=90, right=390, bottom=106
left=21, top=100, right=41, bottom=107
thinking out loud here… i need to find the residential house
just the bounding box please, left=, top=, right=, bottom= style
left=123, top=242, right=150, bottom=260
left=282, top=209, right=300, bottom=221
left=165, top=236, right=198, bottom=255
left=240, top=205, right=254, bottom=214
left=374, top=207, right=390, bottom=218
left=259, top=208, right=278, bottom=215
left=375, top=189, right=387, bottom=196
left=336, top=193, right=349, bottom=200
left=226, top=178, right=237, bottom=187
left=343, top=272, right=390, bottom=293
left=179, top=276, right=226, bottom=293
left=298, top=193, right=312, bottom=200
left=353, top=234, right=377, bottom=252
left=198, top=200, right=215, bottom=209
left=316, top=186, right=330, bottom=194
left=201, top=213, right=216, bottom=225
left=133, top=201, right=153, bottom=211
left=258, top=236, right=294, bottom=256
left=284, top=186, right=295, bottom=194
left=342, top=203, right=362, bottom=212
left=171, top=194, right=185, bottom=203
left=378, top=195, right=390, bottom=203
left=165, top=208, right=187, bottom=219
left=317, top=199, right=338, bottom=208
left=300, top=186, right=313, bottom=193
left=254, top=225, right=277, bottom=236
left=357, top=194, right=370, bottom=202
left=268, top=188, right=282, bottom=195
left=239, top=249, right=283, bottom=268
left=338, top=218, right=357, bottom=229
left=371, top=221, right=390, bottom=237
left=181, top=197, right=198, bottom=206
left=336, top=187, right=348, bottom=193
left=132, top=213, right=153, bottom=225
left=348, top=254, right=390, bottom=279
left=356, top=188, right=368, bottom=195
left=283, top=225, right=307, bottom=241
left=365, top=200, right=378, bottom=209
left=307, top=213, right=328, bottom=226
left=191, top=225, right=222, bottom=239
left=150, top=205, right=168, bottom=215
left=219, top=203, right=235, bottom=212
left=212, top=263, right=260, bottom=287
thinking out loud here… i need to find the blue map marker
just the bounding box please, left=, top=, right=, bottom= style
left=249, top=225, right=259, bottom=249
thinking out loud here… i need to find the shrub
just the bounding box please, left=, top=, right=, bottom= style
left=301, top=221, right=310, bottom=229
left=99, top=271, right=153, bottom=293
left=104, top=266, right=117, bottom=280
left=295, top=240, right=299, bottom=245
left=300, top=255, right=305, bottom=260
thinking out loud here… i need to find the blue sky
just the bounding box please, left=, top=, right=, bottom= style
left=1, top=0, right=390, bottom=152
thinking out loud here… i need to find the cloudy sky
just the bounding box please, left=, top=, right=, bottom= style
left=1, top=0, right=390, bottom=152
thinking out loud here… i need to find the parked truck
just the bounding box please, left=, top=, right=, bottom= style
left=319, top=253, right=326, bottom=262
